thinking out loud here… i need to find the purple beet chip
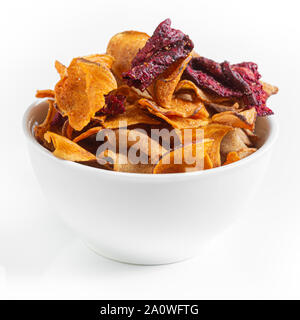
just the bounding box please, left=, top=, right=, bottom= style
left=122, top=18, right=194, bottom=91
left=183, top=57, right=274, bottom=116
left=97, top=94, right=126, bottom=116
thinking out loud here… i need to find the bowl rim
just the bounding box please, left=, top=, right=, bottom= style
left=23, top=99, right=279, bottom=181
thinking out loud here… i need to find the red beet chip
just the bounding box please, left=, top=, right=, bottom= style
left=183, top=63, right=242, bottom=97
left=97, top=94, right=126, bottom=116
left=183, top=57, right=274, bottom=116
left=122, top=18, right=194, bottom=91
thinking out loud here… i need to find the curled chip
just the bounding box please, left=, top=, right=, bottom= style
left=152, top=54, right=209, bottom=119
left=34, top=100, right=60, bottom=148
left=73, top=127, right=103, bottom=143
left=36, top=89, right=55, bottom=99
left=123, top=19, right=194, bottom=91
left=204, top=124, right=233, bottom=167
left=223, top=147, right=257, bottom=165
left=153, top=55, right=192, bottom=107
left=212, top=107, right=257, bottom=131
left=138, top=98, right=210, bottom=129
left=153, top=139, right=213, bottom=174
left=107, top=31, right=150, bottom=83
left=62, top=120, right=74, bottom=139
left=44, top=131, right=96, bottom=161
left=103, top=103, right=161, bottom=129
left=55, top=58, right=117, bottom=131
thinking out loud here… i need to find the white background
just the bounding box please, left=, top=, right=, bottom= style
left=0, top=0, right=299, bottom=299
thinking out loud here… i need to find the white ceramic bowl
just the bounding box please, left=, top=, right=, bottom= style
left=23, top=100, right=278, bottom=265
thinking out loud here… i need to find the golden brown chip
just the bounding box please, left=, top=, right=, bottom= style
left=55, top=60, right=67, bottom=79
left=203, top=124, right=233, bottom=167
left=153, top=139, right=213, bottom=174
left=236, top=147, right=257, bottom=159
left=204, top=154, right=214, bottom=169
left=55, top=58, right=117, bottom=131
left=103, top=103, right=161, bottom=129
left=223, top=151, right=240, bottom=165
left=35, top=89, right=55, bottom=99
left=61, top=119, right=74, bottom=139
left=151, top=55, right=209, bottom=119
left=44, top=131, right=96, bottom=161
left=106, top=31, right=150, bottom=83
left=153, top=55, right=192, bottom=107
left=223, top=147, right=257, bottom=166
left=138, top=98, right=210, bottom=129
left=73, top=126, right=103, bottom=143
left=212, top=108, right=257, bottom=131
left=83, top=54, right=114, bottom=69
left=261, top=81, right=279, bottom=97
left=34, top=100, right=57, bottom=146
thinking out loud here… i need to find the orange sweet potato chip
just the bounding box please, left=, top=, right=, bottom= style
left=153, top=139, right=213, bottom=174
left=151, top=55, right=209, bottom=119
left=83, top=54, right=114, bottom=69
left=204, top=153, right=214, bottom=169
left=261, top=81, right=278, bottom=97
left=236, top=147, right=257, bottom=159
left=55, top=58, right=117, bottom=131
left=212, top=108, right=257, bottom=131
left=35, top=89, right=55, bottom=99
left=73, top=126, right=103, bottom=143
left=223, top=151, right=240, bottom=165
left=223, top=147, right=257, bottom=165
left=138, top=98, right=210, bottom=129
left=44, top=131, right=96, bottom=161
left=106, top=31, right=150, bottom=83
left=203, top=124, right=233, bottom=167
left=55, top=60, right=67, bottom=79
left=153, top=55, right=192, bottom=107
left=34, top=100, right=57, bottom=146
left=103, top=103, right=161, bottom=129
left=61, top=119, right=74, bottom=139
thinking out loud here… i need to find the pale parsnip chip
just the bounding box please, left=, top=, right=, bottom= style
left=106, top=31, right=150, bottom=83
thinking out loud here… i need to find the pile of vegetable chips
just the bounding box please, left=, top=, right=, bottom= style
left=34, top=19, right=278, bottom=174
